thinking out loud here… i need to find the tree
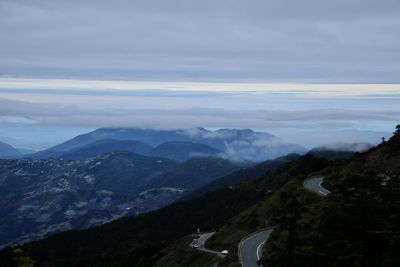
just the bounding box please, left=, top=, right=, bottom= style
left=13, top=248, right=36, bottom=267
left=264, top=192, right=308, bottom=267
left=395, top=125, right=400, bottom=135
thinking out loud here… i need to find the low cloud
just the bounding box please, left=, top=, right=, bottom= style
left=0, top=82, right=398, bottom=148
left=0, top=97, right=398, bottom=130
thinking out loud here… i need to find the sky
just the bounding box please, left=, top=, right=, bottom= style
left=0, top=0, right=399, bottom=149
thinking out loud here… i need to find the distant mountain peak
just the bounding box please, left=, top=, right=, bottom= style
left=0, top=141, right=21, bottom=157
left=28, top=127, right=305, bottom=162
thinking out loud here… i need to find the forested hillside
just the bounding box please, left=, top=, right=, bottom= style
left=262, top=132, right=400, bottom=267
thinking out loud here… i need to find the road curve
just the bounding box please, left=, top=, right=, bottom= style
left=303, top=176, right=331, bottom=196
left=236, top=176, right=329, bottom=267
left=239, top=228, right=273, bottom=267
left=193, top=232, right=226, bottom=258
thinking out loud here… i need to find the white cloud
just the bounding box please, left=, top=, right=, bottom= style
left=1, top=78, right=400, bottom=94
left=0, top=96, right=398, bottom=130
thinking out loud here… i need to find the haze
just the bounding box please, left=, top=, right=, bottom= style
left=0, top=0, right=399, bottom=149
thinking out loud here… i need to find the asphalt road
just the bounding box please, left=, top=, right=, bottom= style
left=192, top=232, right=226, bottom=258
left=303, top=176, right=331, bottom=196
left=239, top=228, right=273, bottom=267
left=235, top=176, right=329, bottom=267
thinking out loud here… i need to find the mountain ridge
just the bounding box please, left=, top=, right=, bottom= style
left=25, top=127, right=306, bottom=162
left=0, top=141, right=21, bottom=158
left=61, top=139, right=153, bottom=160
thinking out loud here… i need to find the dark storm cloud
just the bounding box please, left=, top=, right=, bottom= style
left=1, top=0, right=399, bottom=81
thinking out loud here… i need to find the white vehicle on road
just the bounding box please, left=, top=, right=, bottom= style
left=221, top=250, right=229, bottom=255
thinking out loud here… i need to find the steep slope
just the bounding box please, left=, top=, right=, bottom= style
left=308, top=142, right=373, bottom=160
left=189, top=154, right=300, bottom=198
left=307, top=149, right=356, bottom=161
left=0, top=154, right=328, bottom=267
left=261, top=134, right=400, bottom=267
left=147, top=132, right=400, bottom=267
left=146, top=157, right=247, bottom=190
left=149, top=141, right=221, bottom=161
left=61, top=139, right=153, bottom=160
left=0, top=141, right=21, bottom=158
left=203, top=132, right=400, bottom=267
left=82, top=151, right=177, bottom=194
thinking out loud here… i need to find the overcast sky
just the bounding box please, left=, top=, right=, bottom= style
left=0, top=0, right=399, bottom=149
left=1, top=0, right=400, bottom=82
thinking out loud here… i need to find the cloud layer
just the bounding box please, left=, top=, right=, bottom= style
left=0, top=97, right=398, bottom=129
left=0, top=81, right=398, bottom=148
left=1, top=0, right=400, bottom=81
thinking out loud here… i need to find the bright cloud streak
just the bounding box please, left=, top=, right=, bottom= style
left=0, top=78, right=399, bottom=95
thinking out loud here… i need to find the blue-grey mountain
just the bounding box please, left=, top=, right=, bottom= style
left=0, top=141, right=21, bottom=158
left=149, top=141, right=221, bottom=161
left=61, top=139, right=153, bottom=160
left=27, top=128, right=306, bottom=162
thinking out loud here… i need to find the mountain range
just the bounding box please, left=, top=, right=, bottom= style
left=24, top=127, right=306, bottom=162
left=0, top=128, right=398, bottom=267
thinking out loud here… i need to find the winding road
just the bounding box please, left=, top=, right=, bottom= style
left=238, top=176, right=330, bottom=266
left=303, top=176, right=331, bottom=196
left=238, top=228, right=273, bottom=267
left=192, top=232, right=226, bottom=258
